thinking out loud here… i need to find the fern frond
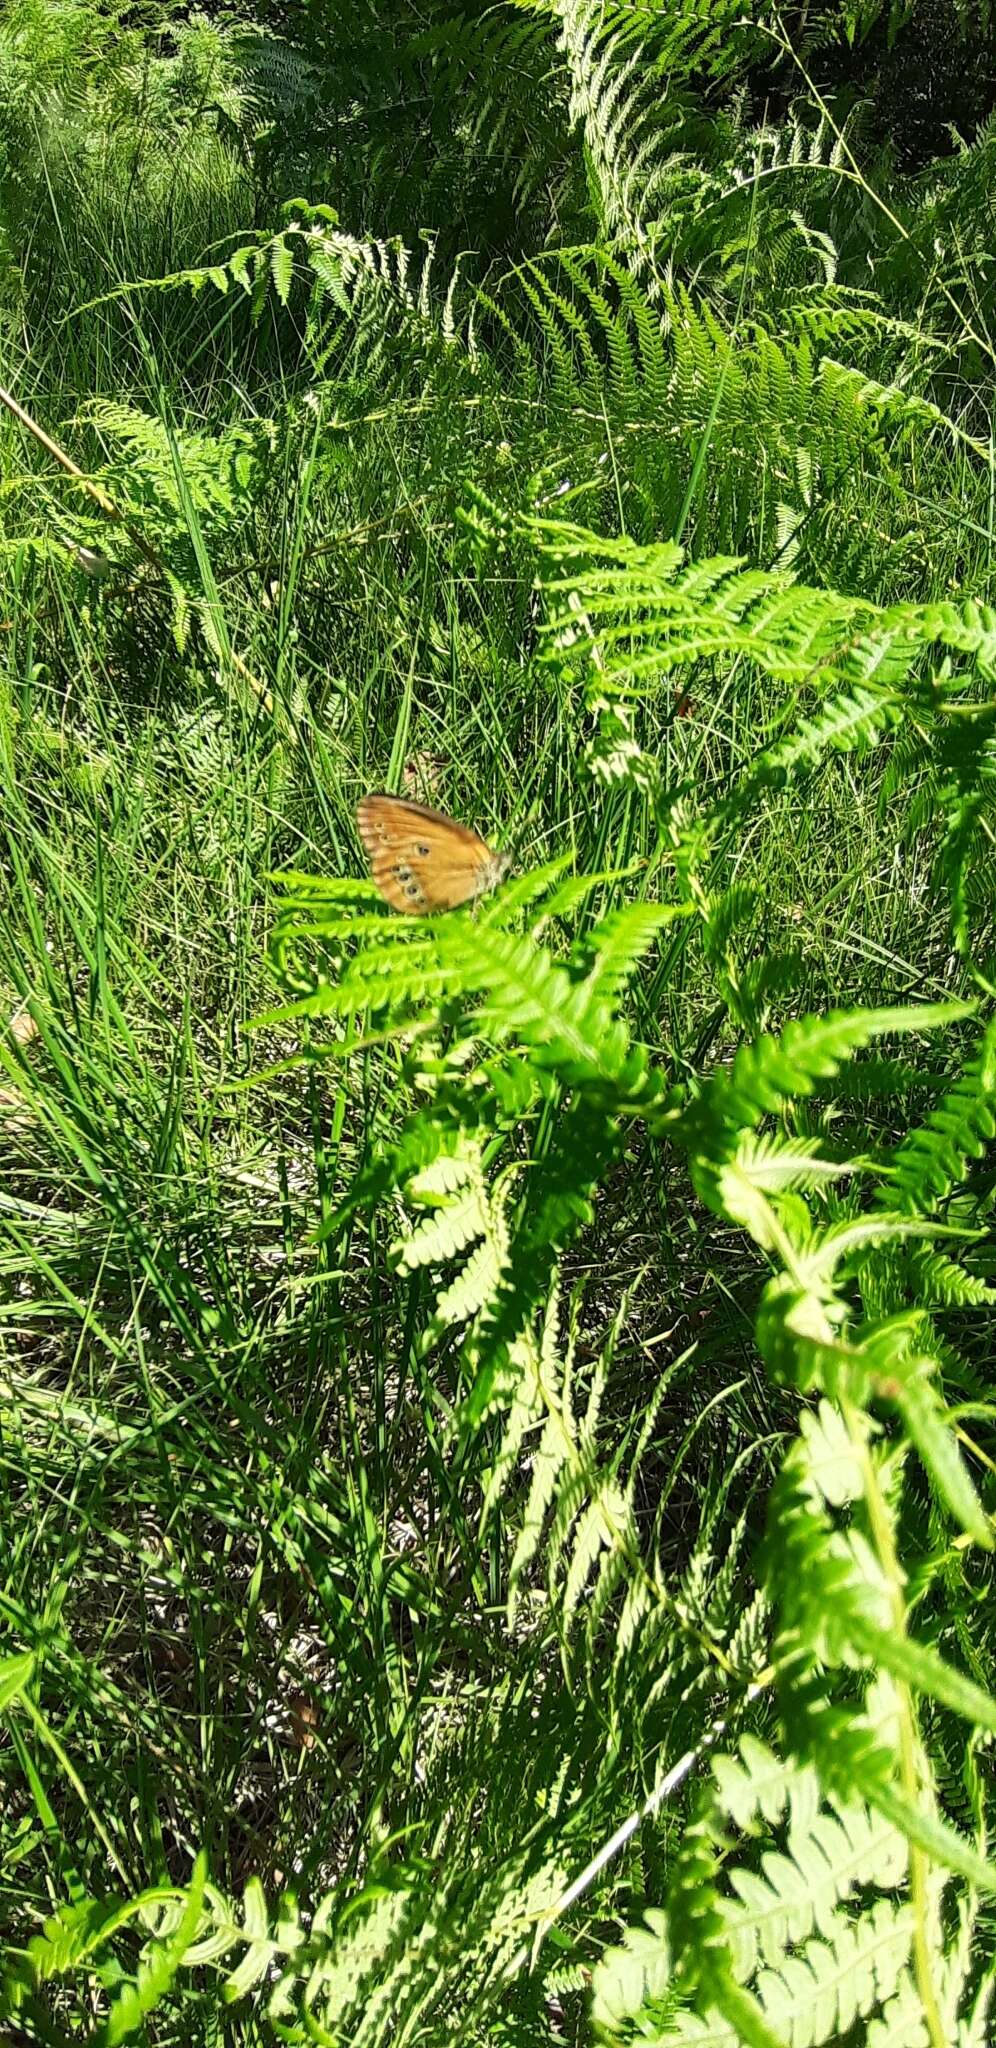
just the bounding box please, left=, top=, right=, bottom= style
left=578, top=901, right=687, bottom=1001
left=754, top=1898, right=914, bottom=2045
left=686, top=1006, right=973, bottom=1224
left=818, top=356, right=992, bottom=463
left=538, top=515, right=996, bottom=706
left=903, top=1244, right=996, bottom=1307
left=712, top=1737, right=819, bottom=1834
left=882, top=1018, right=996, bottom=1217
left=591, top=1907, right=675, bottom=2037
left=724, top=1809, right=908, bottom=1975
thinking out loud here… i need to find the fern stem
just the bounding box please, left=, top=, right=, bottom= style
left=844, top=1400, right=947, bottom=2048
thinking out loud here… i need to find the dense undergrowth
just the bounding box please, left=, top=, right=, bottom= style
left=1, top=0, right=995, bottom=2042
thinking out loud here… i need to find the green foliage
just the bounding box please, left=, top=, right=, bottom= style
left=2, top=0, right=996, bottom=2044
left=257, top=876, right=996, bottom=2040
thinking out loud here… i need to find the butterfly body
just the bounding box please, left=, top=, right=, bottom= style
left=356, top=794, right=508, bottom=914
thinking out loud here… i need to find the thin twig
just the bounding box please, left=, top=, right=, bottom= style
left=506, top=1672, right=773, bottom=1978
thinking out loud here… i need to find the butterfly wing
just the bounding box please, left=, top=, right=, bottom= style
left=357, top=794, right=498, bottom=913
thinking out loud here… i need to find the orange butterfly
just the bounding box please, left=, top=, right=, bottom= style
left=356, top=793, right=509, bottom=914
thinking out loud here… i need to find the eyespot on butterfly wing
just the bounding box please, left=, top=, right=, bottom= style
left=356, top=793, right=507, bottom=914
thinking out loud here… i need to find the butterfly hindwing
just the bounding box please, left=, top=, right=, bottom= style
left=357, top=794, right=501, bottom=914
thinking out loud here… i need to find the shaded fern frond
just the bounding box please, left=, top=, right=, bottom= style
left=882, top=1018, right=996, bottom=1217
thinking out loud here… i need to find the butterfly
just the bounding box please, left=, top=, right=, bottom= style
left=356, top=793, right=509, bottom=914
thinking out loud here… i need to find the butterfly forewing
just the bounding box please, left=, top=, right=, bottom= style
left=357, top=794, right=504, bottom=914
